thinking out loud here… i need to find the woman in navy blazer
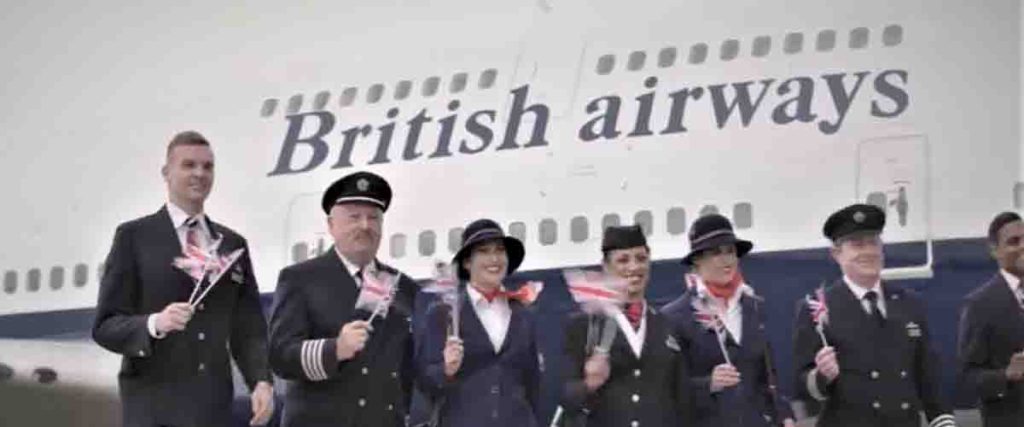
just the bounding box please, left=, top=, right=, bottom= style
left=661, top=214, right=795, bottom=427
left=417, top=219, right=542, bottom=427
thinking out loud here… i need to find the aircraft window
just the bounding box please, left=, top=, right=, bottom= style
left=816, top=30, right=836, bottom=52
left=0, top=363, right=12, bottom=382
left=751, top=36, right=771, bottom=58
left=3, top=271, right=14, bottom=294
left=657, top=47, right=677, bottom=68
left=395, top=80, right=412, bottom=100
left=479, top=69, right=498, bottom=89
left=419, top=230, right=437, bottom=256
left=291, top=242, right=309, bottom=263
left=27, top=268, right=40, bottom=292
left=866, top=192, right=887, bottom=211
left=882, top=24, right=903, bottom=47
left=733, top=203, right=753, bottom=229
left=367, top=84, right=385, bottom=103
left=784, top=32, right=804, bottom=54
left=73, top=264, right=88, bottom=287
left=32, top=367, right=57, bottom=384
left=450, top=72, right=468, bottom=93
left=570, top=216, right=589, bottom=243
left=260, top=99, right=277, bottom=117
left=539, top=219, right=557, bottom=246
left=286, top=94, right=303, bottom=114
left=390, top=233, right=407, bottom=259
left=720, top=39, right=739, bottom=61
left=634, top=211, right=653, bottom=236
left=688, top=43, right=708, bottom=64
left=423, top=77, right=441, bottom=97
left=596, top=55, right=615, bottom=75
left=508, top=221, right=527, bottom=242
left=340, top=87, right=358, bottom=107
left=313, top=91, right=330, bottom=110
left=849, top=27, right=869, bottom=49
left=699, top=205, right=719, bottom=217
left=49, top=266, right=64, bottom=290
left=601, top=213, right=621, bottom=231
left=627, top=51, right=646, bottom=71
left=666, top=207, right=687, bottom=235
left=1015, top=182, right=1024, bottom=209
left=448, top=227, right=464, bottom=253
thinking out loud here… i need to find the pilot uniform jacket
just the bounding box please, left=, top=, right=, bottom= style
left=957, top=273, right=1024, bottom=427
left=92, top=206, right=271, bottom=427
left=268, top=249, right=418, bottom=427
left=792, top=280, right=955, bottom=427
left=417, top=288, right=542, bottom=427
left=661, top=289, right=794, bottom=427
left=560, top=306, right=694, bottom=427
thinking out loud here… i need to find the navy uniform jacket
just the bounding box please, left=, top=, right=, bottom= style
left=792, top=280, right=955, bottom=427
left=560, top=306, right=694, bottom=427
left=417, top=288, right=542, bottom=427
left=957, top=273, right=1024, bottom=427
left=268, top=250, right=418, bottom=427
left=661, top=289, right=793, bottom=427
left=92, top=207, right=271, bottom=427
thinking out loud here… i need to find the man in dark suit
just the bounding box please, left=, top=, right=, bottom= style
left=268, top=171, right=418, bottom=427
left=792, top=204, right=956, bottom=427
left=560, top=225, right=693, bottom=427
left=957, top=211, right=1024, bottom=426
left=92, top=131, right=274, bottom=427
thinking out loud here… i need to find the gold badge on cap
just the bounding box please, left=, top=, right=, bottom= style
left=853, top=211, right=866, bottom=223
left=357, top=178, right=370, bottom=192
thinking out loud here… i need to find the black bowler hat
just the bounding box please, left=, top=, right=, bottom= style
left=601, top=225, right=648, bottom=252
left=320, top=171, right=393, bottom=214
left=452, top=219, right=525, bottom=281
left=822, top=203, right=886, bottom=242
left=681, top=214, right=753, bottom=265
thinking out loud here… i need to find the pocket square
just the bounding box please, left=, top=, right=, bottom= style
left=231, top=271, right=244, bottom=284
left=666, top=335, right=681, bottom=351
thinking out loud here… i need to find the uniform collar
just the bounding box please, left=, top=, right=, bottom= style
left=333, top=246, right=375, bottom=278
left=843, top=275, right=883, bottom=300
left=166, top=201, right=206, bottom=229
left=1000, top=269, right=1021, bottom=294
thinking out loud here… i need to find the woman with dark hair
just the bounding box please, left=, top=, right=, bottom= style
left=560, top=224, right=694, bottom=427
left=416, top=219, right=542, bottom=427
left=661, top=214, right=794, bottom=427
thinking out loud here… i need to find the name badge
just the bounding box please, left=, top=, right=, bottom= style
left=906, top=322, right=921, bottom=338
left=666, top=335, right=681, bottom=351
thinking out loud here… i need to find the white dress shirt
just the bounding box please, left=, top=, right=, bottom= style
left=334, top=246, right=376, bottom=288
left=696, top=281, right=744, bottom=343
left=467, top=285, right=511, bottom=353
left=843, top=276, right=887, bottom=318
left=1000, top=269, right=1024, bottom=307
left=612, top=301, right=648, bottom=357
left=148, top=202, right=214, bottom=339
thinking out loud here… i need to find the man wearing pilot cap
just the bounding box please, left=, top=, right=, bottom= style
left=792, top=204, right=956, bottom=427
left=268, top=171, right=419, bottom=427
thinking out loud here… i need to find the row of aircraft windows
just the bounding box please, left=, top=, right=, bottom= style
left=260, top=68, right=500, bottom=117
left=2, top=263, right=100, bottom=295
left=596, top=24, right=904, bottom=75
left=291, top=203, right=752, bottom=263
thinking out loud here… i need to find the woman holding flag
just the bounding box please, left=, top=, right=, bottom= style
left=416, top=218, right=544, bottom=427
left=660, top=214, right=795, bottom=427
left=559, top=224, right=694, bottom=427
